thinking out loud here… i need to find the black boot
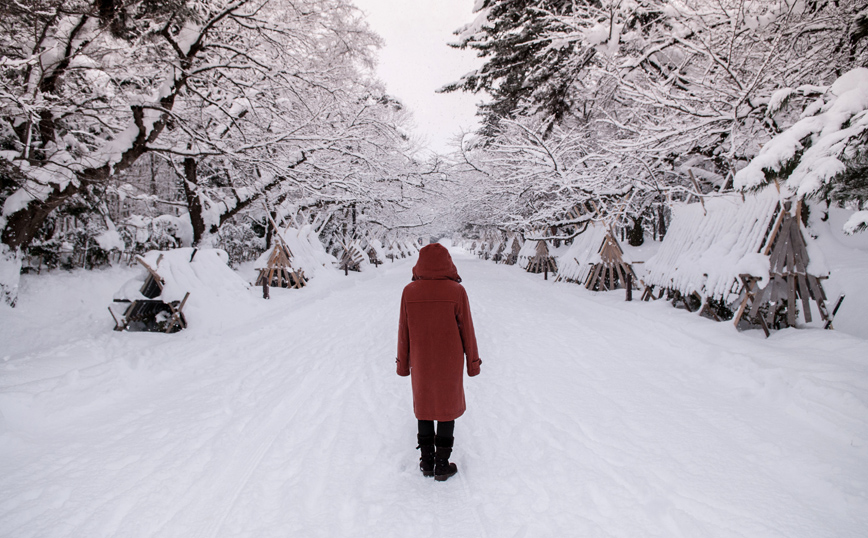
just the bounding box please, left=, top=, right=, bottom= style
left=417, top=434, right=435, bottom=477
left=434, top=435, right=458, bottom=482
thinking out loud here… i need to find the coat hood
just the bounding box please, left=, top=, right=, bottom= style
left=412, top=243, right=461, bottom=282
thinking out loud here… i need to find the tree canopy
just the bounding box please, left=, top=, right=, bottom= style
left=442, top=0, right=868, bottom=237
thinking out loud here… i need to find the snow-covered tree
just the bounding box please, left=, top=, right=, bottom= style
left=734, top=67, right=868, bottom=234
left=441, top=0, right=641, bottom=137
left=0, top=0, right=434, bottom=303
left=442, top=0, right=867, bottom=238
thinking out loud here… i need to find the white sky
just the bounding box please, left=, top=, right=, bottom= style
left=351, top=0, right=484, bottom=155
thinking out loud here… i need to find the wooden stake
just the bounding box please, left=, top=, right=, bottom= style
left=688, top=170, right=707, bottom=216
left=762, top=203, right=787, bottom=255
left=733, top=276, right=755, bottom=328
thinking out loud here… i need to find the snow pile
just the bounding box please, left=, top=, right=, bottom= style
left=643, top=189, right=783, bottom=302
left=734, top=68, right=868, bottom=200
left=115, top=248, right=251, bottom=323
left=95, top=229, right=125, bottom=252
left=253, top=225, right=335, bottom=277
left=556, top=223, right=611, bottom=283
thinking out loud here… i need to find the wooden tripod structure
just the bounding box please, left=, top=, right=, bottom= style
left=336, top=236, right=365, bottom=273
left=731, top=202, right=838, bottom=335
left=642, top=193, right=843, bottom=336
left=255, top=213, right=306, bottom=290
left=584, top=230, right=638, bottom=292
left=526, top=240, right=557, bottom=275
left=504, top=236, right=522, bottom=265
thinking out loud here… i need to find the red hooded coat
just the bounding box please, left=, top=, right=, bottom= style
left=396, top=243, right=481, bottom=421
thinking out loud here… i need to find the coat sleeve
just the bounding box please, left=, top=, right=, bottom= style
left=456, top=286, right=481, bottom=377
left=396, top=289, right=410, bottom=377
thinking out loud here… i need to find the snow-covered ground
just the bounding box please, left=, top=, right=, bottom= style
left=1, top=246, right=867, bottom=537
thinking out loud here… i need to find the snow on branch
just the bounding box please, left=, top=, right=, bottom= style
left=734, top=68, right=868, bottom=199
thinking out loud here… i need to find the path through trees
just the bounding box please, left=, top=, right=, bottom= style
left=1, top=251, right=866, bottom=536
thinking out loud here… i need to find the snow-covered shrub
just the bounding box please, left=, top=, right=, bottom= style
left=213, top=223, right=265, bottom=267
left=557, top=224, right=612, bottom=284
left=24, top=198, right=122, bottom=271
left=112, top=248, right=251, bottom=331
left=118, top=214, right=193, bottom=255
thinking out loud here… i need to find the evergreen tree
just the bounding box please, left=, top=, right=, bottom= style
left=440, top=0, right=598, bottom=136
left=824, top=148, right=868, bottom=211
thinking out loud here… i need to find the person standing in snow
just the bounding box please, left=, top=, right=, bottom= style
left=396, top=243, right=481, bottom=482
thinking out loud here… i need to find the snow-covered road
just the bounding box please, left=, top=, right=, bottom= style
left=2, top=250, right=867, bottom=537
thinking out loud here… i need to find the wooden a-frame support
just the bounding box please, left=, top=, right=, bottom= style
left=583, top=229, right=639, bottom=292
left=526, top=240, right=557, bottom=276
left=336, top=237, right=365, bottom=274
left=731, top=202, right=841, bottom=335
left=255, top=209, right=307, bottom=290
left=640, top=199, right=843, bottom=335
left=504, top=236, right=521, bottom=265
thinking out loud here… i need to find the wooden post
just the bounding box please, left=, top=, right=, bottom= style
left=262, top=281, right=269, bottom=300
left=824, top=294, right=845, bottom=329
left=626, top=273, right=632, bottom=301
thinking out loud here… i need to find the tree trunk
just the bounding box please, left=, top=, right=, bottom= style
left=1, top=180, right=84, bottom=251
left=628, top=216, right=644, bottom=246
left=149, top=153, right=158, bottom=196
left=265, top=211, right=276, bottom=250
left=2, top=92, right=181, bottom=250
left=182, top=157, right=207, bottom=246
left=657, top=205, right=667, bottom=239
